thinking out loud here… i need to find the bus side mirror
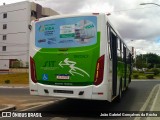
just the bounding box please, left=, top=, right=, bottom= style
left=28, top=25, right=32, bottom=30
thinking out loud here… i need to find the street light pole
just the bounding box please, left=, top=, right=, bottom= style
left=140, top=3, right=160, bottom=7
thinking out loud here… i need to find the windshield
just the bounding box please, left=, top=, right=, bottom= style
left=35, top=16, right=97, bottom=48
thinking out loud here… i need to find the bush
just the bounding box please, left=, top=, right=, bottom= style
left=151, top=68, right=160, bottom=75
left=4, top=80, right=10, bottom=84
left=133, top=74, right=139, bottom=79
left=146, top=74, right=154, bottom=79
left=132, top=70, right=138, bottom=73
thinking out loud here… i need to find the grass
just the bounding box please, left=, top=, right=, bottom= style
left=0, top=73, right=29, bottom=84
left=132, top=72, right=160, bottom=80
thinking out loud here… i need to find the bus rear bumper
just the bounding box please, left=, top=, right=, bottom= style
left=30, top=83, right=93, bottom=100
left=30, top=83, right=109, bottom=101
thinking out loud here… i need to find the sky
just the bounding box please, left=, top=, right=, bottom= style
left=1, top=0, right=160, bottom=56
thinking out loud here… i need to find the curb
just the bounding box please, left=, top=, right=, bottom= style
left=0, top=104, right=16, bottom=112
left=0, top=85, right=29, bottom=88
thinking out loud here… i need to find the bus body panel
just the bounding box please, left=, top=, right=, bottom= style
left=37, top=83, right=93, bottom=99
left=29, top=13, right=132, bottom=102
left=31, top=15, right=100, bottom=87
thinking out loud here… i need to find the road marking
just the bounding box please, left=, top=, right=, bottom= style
left=134, top=84, right=160, bottom=120
left=20, top=101, right=54, bottom=111
left=20, top=98, right=65, bottom=111
left=146, top=85, right=160, bottom=120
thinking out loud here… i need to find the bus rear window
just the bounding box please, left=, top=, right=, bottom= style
left=35, top=16, right=97, bottom=48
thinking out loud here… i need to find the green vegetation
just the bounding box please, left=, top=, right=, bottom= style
left=132, top=68, right=160, bottom=80
left=0, top=73, right=28, bottom=84
left=146, top=74, right=154, bottom=79
left=133, top=74, right=139, bottom=79
left=134, top=53, right=160, bottom=69
left=132, top=53, right=160, bottom=80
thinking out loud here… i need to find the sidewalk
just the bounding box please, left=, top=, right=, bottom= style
left=0, top=84, right=29, bottom=88
left=0, top=104, right=16, bottom=112
left=0, top=84, right=28, bottom=112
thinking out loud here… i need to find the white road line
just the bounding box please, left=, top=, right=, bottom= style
left=146, top=85, right=160, bottom=120
left=20, top=98, right=65, bottom=111
left=20, top=101, right=54, bottom=112
left=134, top=84, right=160, bottom=120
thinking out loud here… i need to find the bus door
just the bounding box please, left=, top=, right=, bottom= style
left=110, top=31, right=117, bottom=97
left=129, top=53, right=132, bottom=83
left=123, top=46, right=127, bottom=88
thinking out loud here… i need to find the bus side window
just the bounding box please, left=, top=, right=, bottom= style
left=110, top=31, right=117, bottom=59
left=121, top=42, right=123, bottom=61
left=107, top=25, right=112, bottom=60
left=123, top=45, right=126, bottom=62
left=117, top=38, right=122, bottom=61
left=127, top=49, right=131, bottom=64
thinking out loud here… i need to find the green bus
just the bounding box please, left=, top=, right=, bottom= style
left=29, top=13, right=132, bottom=102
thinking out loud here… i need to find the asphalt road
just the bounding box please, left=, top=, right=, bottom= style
left=0, top=87, right=29, bottom=96
left=23, top=80, right=160, bottom=120
left=0, top=80, right=160, bottom=120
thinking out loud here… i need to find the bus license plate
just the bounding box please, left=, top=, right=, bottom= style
left=57, top=75, right=70, bottom=80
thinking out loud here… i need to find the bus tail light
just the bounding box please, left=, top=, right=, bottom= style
left=30, top=57, right=37, bottom=83
left=94, top=55, right=105, bottom=86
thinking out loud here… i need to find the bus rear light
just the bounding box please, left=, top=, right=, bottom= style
left=31, top=89, right=36, bottom=92
left=30, top=57, right=37, bottom=83
left=94, top=55, right=105, bottom=85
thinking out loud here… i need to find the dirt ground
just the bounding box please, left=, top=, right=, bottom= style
left=0, top=95, right=55, bottom=110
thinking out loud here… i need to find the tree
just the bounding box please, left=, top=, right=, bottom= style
left=134, top=53, right=160, bottom=69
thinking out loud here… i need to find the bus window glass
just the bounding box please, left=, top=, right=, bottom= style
left=107, top=25, right=112, bottom=59
left=117, top=38, right=121, bottom=61
left=117, top=38, right=120, bottom=50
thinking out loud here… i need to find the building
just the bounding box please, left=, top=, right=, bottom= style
left=0, top=1, right=59, bottom=71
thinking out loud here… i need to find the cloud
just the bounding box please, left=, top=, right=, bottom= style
left=34, top=0, right=160, bottom=55
left=35, top=0, right=87, bottom=14
left=78, top=0, right=113, bottom=13
left=1, top=0, right=160, bottom=55
left=0, top=0, right=24, bottom=5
